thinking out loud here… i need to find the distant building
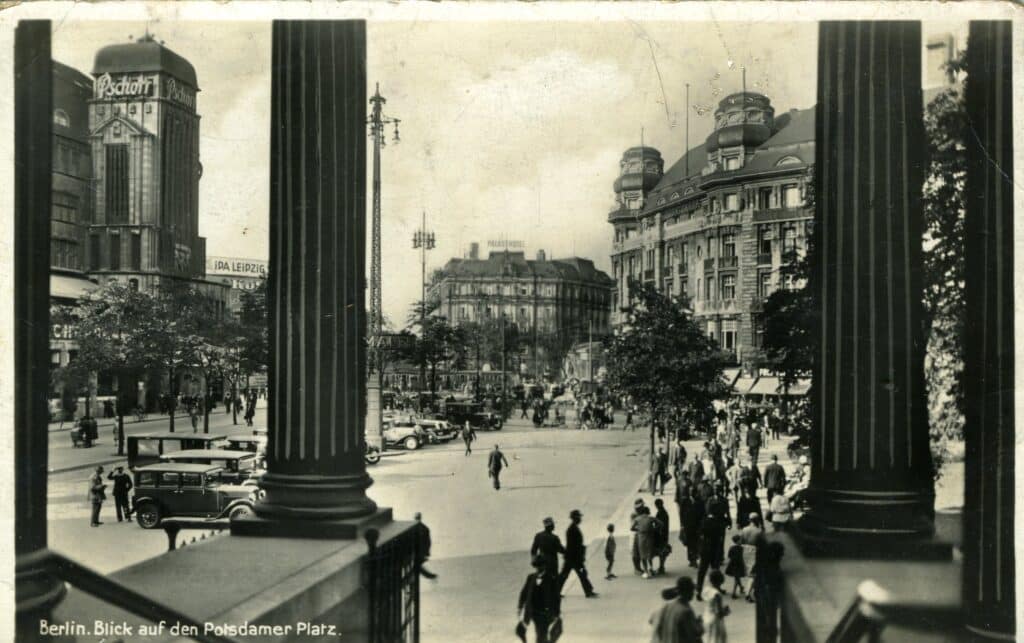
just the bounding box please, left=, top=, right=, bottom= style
left=206, top=256, right=267, bottom=315
left=608, top=91, right=814, bottom=366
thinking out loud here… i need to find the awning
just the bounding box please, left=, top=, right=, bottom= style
left=51, top=274, right=97, bottom=301
left=748, top=376, right=780, bottom=396
left=721, top=368, right=741, bottom=387
left=733, top=376, right=757, bottom=395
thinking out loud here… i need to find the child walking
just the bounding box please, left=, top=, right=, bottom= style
left=703, top=569, right=731, bottom=643
left=725, top=534, right=747, bottom=598
left=604, top=523, right=617, bottom=580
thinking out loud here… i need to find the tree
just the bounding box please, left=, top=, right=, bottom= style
left=605, top=282, right=731, bottom=470
left=401, top=301, right=466, bottom=393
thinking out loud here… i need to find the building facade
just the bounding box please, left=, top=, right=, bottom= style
left=206, top=255, right=268, bottom=315
left=608, top=91, right=814, bottom=365
left=431, top=246, right=614, bottom=340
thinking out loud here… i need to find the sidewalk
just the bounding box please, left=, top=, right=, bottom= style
left=559, top=432, right=797, bottom=642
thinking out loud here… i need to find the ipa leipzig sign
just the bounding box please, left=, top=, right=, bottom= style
left=206, top=256, right=268, bottom=278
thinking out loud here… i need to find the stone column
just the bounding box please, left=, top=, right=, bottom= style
left=962, top=20, right=1015, bottom=640
left=240, top=21, right=380, bottom=533
left=14, top=20, right=66, bottom=637
left=800, top=22, right=939, bottom=552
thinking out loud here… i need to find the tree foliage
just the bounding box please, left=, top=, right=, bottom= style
left=604, top=282, right=730, bottom=430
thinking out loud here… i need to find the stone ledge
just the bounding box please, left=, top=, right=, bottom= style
left=52, top=516, right=415, bottom=642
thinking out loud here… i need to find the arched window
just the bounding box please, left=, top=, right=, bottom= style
left=53, top=109, right=70, bottom=128
left=775, top=155, right=803, bottom=166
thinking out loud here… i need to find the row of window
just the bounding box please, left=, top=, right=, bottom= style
left=54, top=141, right=89, bottom=178
left=88, top=231, right=143, bottom=271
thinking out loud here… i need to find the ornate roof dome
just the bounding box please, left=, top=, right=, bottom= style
left=613, top=146, right=664, bottom=193
left=93, top=35, right=198, bottom=89
left=705, top=91, right=774, bottom=152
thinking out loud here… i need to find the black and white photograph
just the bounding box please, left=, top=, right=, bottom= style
left=2, top=3, right=1021, bottom=642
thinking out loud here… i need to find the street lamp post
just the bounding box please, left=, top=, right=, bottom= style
left=365, top=83, right=399, bottom=450
left=411, top=210, right=435, bottom=392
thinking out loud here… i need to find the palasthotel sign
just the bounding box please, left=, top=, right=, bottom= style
left=207, top=256, right=268, bottom=278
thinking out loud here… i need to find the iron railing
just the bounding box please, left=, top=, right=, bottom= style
left=365, top=526, right=420, bottom=643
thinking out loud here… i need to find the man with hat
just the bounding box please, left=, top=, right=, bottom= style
left=87, top=466, right=107, bottom=527
left=530, top=517, right=565, bottom=576
left=487, top=443, right=510, bottom=490
left=559, top=509, right=597, bottom=597
left=106, top=465, right=134, bottom=522
left=517, top=555, right=562, bottom=643
left=650, top=576, right=703, bottom=643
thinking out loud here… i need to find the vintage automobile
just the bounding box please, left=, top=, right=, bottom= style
left=127, top=433, right=229, bottom=468
left=413, top=417, right=458, bottom=442
left=381, top=420, right=429, bottom=450
left=131, top=463, right=257, bottom=529
left=443, top=401, right=503, bottom=431
left=159, top=449, right=262, bottom=484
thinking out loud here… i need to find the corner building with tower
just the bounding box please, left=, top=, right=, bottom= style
left=608, top=92, right=813, bottom=366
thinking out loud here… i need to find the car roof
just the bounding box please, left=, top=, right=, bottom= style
left=135, top=462, right=223, bottom=473
left=131, top=432, right=228, bottom=441
left=161, top=449, right=258, bottom=460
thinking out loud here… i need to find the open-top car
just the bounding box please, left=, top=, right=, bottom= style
left=159, top=449, right=262, bottom=484
left=132, top=463, right=257, bottom=529
left=127, top=433, right=228, bottom=469
left=381, top=420, right=430, bottom=450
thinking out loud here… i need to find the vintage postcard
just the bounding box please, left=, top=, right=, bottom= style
left=0, top=2, right=1020, bottom=642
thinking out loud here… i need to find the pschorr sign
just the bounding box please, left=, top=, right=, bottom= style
left=95, top=73, right=155, bottom=99
left=206, top=256, right=268, bottom=278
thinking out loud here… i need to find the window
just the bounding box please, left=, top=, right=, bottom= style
left=138, top=471, right=156, bottom=487
left=109, top=233, right=121, bottom=270
left=722, top=320, right=737, bottom=354
left=696, top=245, right=702, bottom=259
left=706, top=320, right=716, bottom=341
left=89, top=234, right=101, bottom=270
left=709, top=197, right=718, bottom=213
left=724, top=194, right=739, bottom=211
left=706, top=277, right=715, bottom=301
left=783, top=184, right=802, bottom=208
left=758, top=225, right=772, bottom=255
left=725, top=157, right=740, bottom=171
left=627, top=197, right=640, bottom=210
left=160, top=472, right=180, bottom=487
left=53, top=109, right=70, bottom=127
left=758, top=270, right=774, bottom=298
left=721, top=274, right=736, bottom=300
left=721, top=233, right=736, bottom=257
left=695, top=277, right=702, bottom=299
left=646, top=249, right=655, bottom=271
left=50, top=238, right=80, bottom=270
left=131, top=233, right=142, bottom=270
left=105, top=144, right=130, bottom=223
left=706, top=236, right=714, bottom=258
left=180, top=473, right=202, bottom=487
left=757, top=186, right=773, bottom=210
left=781, top=223, right=799, bottom=255
left=666, top=245, right=675, bottom=267
left=679, top=276, right=688, bottom=298
left=128, top=278, right=139, bottom=291
left=680, top=243, right=688, bottom=266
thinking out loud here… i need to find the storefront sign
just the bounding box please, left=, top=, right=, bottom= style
left=207, top=256, right=268, bottom=278
left=165, top=77, right=196, bottom=110
left=51, top=323, right=75, bottom=340
left=487, top=239, right=524, bottom=249
left=95, top=73, right=155, bottom=99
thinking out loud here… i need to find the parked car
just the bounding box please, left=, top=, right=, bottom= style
left=127, top=433, right=228, bottom=468
left=414, top=418, right=458, bottom=442
left=159, top=449, right=262, bottom=484
left=131, top=463, right=257, bottom=529
left=381, top=420, right=429, bottom=450
left=444, top=401, right=503, bottom=431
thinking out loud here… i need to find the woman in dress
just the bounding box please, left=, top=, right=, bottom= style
left=633, top=505, right=658, bottom=579
left=703, top=569, right=731, bottom=642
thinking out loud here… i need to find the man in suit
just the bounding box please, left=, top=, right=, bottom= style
left=106, top=466, right=133, bottom=522
left=88, top=466, right=107, bottom=527
left=414, top=512, right=438, bottom=580
left=518, top=555, right=562, bottom=643
left=530, top=517, right=565, bottom=576
left=763, top=455, right=788, bottom=505
left=558, top=509, right=598, bottom=597
left=746, top=423, right=763, bottom=466
left=487, top=444, right=510, bottom=490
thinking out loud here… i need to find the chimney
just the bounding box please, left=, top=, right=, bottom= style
left=536, top=249, right=546, bottom=262
left=468, top=242, right=479, bottom=260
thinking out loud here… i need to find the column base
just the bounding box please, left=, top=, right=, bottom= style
left=254, top=470, right=378, bottom=521
left=232, top=506, right=393, bottom=539
left=16, top=549, right=67, bottom=637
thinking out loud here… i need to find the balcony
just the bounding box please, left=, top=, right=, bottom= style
left=718, top=255, right=738, bottom=269
left=757, top=252, right=772, bottom=265
left=703, top=258, right=715, bottom=272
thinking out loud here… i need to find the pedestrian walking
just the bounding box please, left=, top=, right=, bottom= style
left=107, top=466, right=133, bottom=522
left=517, top=555, right=562, bottom=643
left=768, top=493, right=792, bottom=533
left=520, top=400, right=530, bottom=420
left=703, top=569, right=730, bottom=643
left=633, top=505, right=659, bottom=579
left=651, top=447, right=669, bottom=495
left=190, top=406, right=200, bottom=433
left=650, top=576, right=704, bottom=643
left=653, top=498, right=671, bottom=576
left=739, top=460, right=762, bottom=499
left=695, top=509, right=727, bottom=599
left=630, top=499, right=645, bottom=574
left=680, top=485, right=703, bottom=568
left=746, top=423, right=763, bottom=467
left=736, top=487, right=763, bottom=529
left=754, top=541, right=786, bottom=643
left=530, top=517, right=565, bottom=576
left=763, top=455, right=787, bottom=505
left=604, top=523, right=617, bottom=580
left=88, top=466, right=107, bottom=527
left=624, top=408, right=633, bottom=431
left=462, top=421, right=476, bottom=456
left=725, top=457, right=742, bottom=504
left=414, top=512, right=438, bottom=579
left=725, top=534, right=747, bottom=598
left=488, top=444, right=510, bottom=490
left=559, top=509, right=598, bottom=597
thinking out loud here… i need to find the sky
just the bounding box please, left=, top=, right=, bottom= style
left=52, top=18, right=961, bottom=327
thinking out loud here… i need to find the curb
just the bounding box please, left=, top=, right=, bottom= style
left=49, top=456, right=127, bottom=475
left=48, top=412, right=195, bottom=433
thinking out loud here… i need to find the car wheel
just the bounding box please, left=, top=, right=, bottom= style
left=404, top=436, right=420, bottom=450
left=229, top=504, right=255, bottom=521
left=135, top=502, right=162, bottom=529
left=365, top=450, right=382, bottom=465
left=494, top=422, right=503, bottom=431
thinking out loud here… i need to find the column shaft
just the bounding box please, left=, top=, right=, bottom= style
left=15, top=20, right=66, bottom=632
left=803, top=21, right=936, bottom=541
left=257, top=20, right=376, bottom=519
left=962, top=20, right=1014, bottom=640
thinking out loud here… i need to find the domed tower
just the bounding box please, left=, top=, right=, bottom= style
left=704, top=92, right=774, bottom=174
left=609, top=146, right=663, bottom=223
